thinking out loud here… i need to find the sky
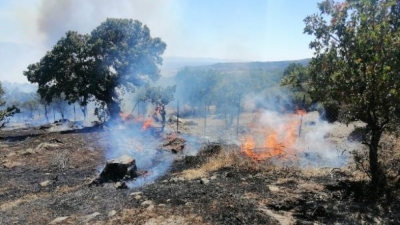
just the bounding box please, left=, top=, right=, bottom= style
left=0, top=0, right=321, bottom=83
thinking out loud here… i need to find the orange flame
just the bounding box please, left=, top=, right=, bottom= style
left=119, top=112, right=134, bottom=122
left=241, top=110, right=305, bottom=161
left=142, top=117, right=154, bottom=130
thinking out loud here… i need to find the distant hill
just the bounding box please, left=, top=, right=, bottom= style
left=193, top=58, right=310, bottom=73
left=160, top=57, right=232, bottom=76
left=1, top=81, right=37, bottom=93
left=160, top=57, right=310, bottom=77
left=158, top=57, right=310, bottom=87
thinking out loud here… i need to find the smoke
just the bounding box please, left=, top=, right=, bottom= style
left=101, top=121, right=201, bottom=187
left=37, top=0, right=179, bottom=47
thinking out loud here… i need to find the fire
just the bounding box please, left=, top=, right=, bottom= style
left=142, top=117, right=154, bottom=130
left=241, top=110, right=305, bottom=161
left=119, top=112, right=134, bottom=122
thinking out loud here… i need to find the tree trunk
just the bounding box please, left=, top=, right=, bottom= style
left=160, top=104, right=166, bottom=132
left=369, top=128, right=386, bottom=193
left=106, top=100, right=121, bottom=121
left=44, top=105, right=49, bottom=123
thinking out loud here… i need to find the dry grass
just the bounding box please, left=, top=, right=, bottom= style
left=179, top=149, right=237, bottom=180
left=97, top=207, right=210, bottom=225
left=179, top=145, right=274, bottom=180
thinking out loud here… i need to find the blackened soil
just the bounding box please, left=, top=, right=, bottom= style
left=0, top=126, right=399, bottom=224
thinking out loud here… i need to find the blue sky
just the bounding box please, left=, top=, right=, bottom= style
left=0, top=0, right=322, bottom=82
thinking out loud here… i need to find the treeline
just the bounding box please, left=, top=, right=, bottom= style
left=174, top=63, right=298, bottom=126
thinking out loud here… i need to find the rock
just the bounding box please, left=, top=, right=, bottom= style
left=170, top=177, right=179, bottom=183
left=2, top=161, right=22, bottom=168
left=147, top=204, right=155, bottom=211
left=108, top=210, right=117, bottom=217
left=5, top=152, right=16, bottom=157
left=82, top=212, right=100, bottom=222
left=115, top=181, right=128, bottom=189
left=49, top=216, right=69, bottom=224
left=141, top=200, right=153, bottom=207
left=95, top=155, right=137, bottom=183
left=134, top=195, right=142, bottom=200
left=200, top=178, right=210, bottom=185
left=210, top=175, right=217, bottom=180
left=20, top=148, right=35, bottom=155
left=268, top=185, right=280, bottom=192
left=40, top=180, right=52, bottom=187
left=130, top=191, right=142, bottom=196
left=35, top=143, right=60, bottom=151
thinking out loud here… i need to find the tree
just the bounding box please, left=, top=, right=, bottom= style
left=303, top=0, right=400, bottom=191
left=0, top=82, right=19, bottom=128
left=24, top=18, right=166, bottom=120
left=175, top=68, right=219, bottom=117
left=144, top=86, right=176, bottom=131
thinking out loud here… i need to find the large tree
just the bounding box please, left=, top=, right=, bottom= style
left=303, top=0, right=400, bottom=191
left=24, top=18, right=166, bottom=120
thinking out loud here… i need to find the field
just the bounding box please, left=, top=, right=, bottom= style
left=0, top=111, right=399, bottom=224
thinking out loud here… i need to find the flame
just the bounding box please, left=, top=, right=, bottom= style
left=142, top=117, right=154, bottom=130
left=241, top=110, right=305, bottom=161
left=119, top=112, right=134, bottom=122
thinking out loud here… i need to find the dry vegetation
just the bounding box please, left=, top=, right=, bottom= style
left=0, top=117, right=400, bottom=224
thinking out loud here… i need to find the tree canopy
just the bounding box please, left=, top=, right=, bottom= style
left=300, top=0, right=400, bottom=191
left=24, top=18, right=166, bottom=119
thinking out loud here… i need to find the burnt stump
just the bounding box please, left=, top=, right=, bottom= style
left=91, top=155, right=137, bottom=185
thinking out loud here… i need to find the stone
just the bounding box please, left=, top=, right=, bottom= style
left=130, top=191, right=142, bottom=196
left=21, top=148, right=35, bottom=155
left=115, top=181, right=128, bottom=189
left=200, top=178, right=210, bottom=185
left=35, top=143, right=60, bottom=151
left=210, top=175, right=217, bottom=180
left=2, top=161, right=22, bottom=168
left=82, top=212, right=101, bottom=222
left=6, top=152, right=16, bottom=157
left=49, top=216, right=69, bottom=224
left=147, top=204, right=155, bottom=211
left=108, top=210, right=117, bottom=217
left=141, top=200, right=153, bottom=206
left=40, top=180, right=52, bottom=187
left=268, top=185, right=280, bottom=192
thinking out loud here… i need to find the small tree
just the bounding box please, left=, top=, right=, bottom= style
left=144, top=86, right=176, bottom=131
left=0, top=82, right=19, bottom=128
left=303, top=0, right=400, bottom=191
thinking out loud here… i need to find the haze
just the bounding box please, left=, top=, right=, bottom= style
left=0, top=0, right=320, bottom=83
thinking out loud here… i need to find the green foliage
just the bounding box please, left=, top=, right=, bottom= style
left=304, top=0, right=400, bottom=191
left=281, top=63, right=314, bottom=110
left=0, top=82, right=20, bottom=128
left=144, top=85, right=176, bottom=107
left=24, top=18, right=166, bottom=120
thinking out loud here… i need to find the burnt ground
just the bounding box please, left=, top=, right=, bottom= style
left=0, top=121, right=400, bottom=224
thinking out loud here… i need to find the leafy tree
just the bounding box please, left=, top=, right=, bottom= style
left=24, top=18, right=166, bottom=120
left=21, top=98, right=40, bottom=119
left=0, top=82, right=19, bottom=128
left=303, top=0, right=400, bottom=191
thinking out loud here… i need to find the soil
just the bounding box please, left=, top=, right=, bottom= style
left=0, top=112, right=399, bottom=224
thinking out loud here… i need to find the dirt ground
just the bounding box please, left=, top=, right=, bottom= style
left=0, top=112, right=399, bottom=224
